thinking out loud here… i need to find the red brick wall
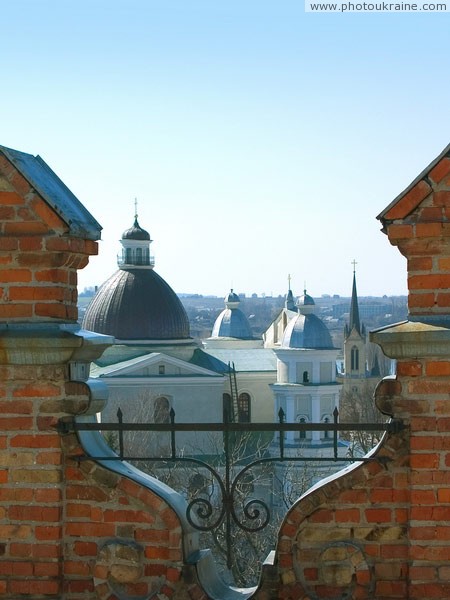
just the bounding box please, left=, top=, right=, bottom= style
left=62, top=429, right=185, bottom=599
left=0, top=154, right=97, bottom=322
left=381, top=155, right=450, bottom=317
left=0, top=364, right=67, bottom=597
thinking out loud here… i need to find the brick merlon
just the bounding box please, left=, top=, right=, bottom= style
left=0, top=145, right=102, bottom=241
left=377, top=142, right=450, bottom=228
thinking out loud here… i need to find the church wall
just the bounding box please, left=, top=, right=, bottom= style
left=225, top=372, right=275, bottom=422
left=277, top=361, right=288, bottom=383
left=101, top=380, right=224, bottom=456
left=295, top=361, right=313, bottom=383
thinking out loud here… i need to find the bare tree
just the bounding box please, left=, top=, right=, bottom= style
left=100, top=399, right=344, bottom=587
left=340, top=380, right=386, bottom=456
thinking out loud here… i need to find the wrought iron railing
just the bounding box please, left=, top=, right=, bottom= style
left=59, top=408, right=404, bottom=574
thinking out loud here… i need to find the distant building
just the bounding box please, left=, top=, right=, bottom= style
left=338, top=266, right=394, bottom=411
left=82, top=215, right=277, bottom=451
left=203, top=289, right=262, bottom=349
left=270, top=290, right=344, bottom=456
left=82, top=213, right=225, bottom=455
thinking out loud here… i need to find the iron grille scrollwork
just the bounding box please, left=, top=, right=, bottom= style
left=58, top=408, right=404, bottom=571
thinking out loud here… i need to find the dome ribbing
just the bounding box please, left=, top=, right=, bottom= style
left=82, top=268, right=190, bottom=340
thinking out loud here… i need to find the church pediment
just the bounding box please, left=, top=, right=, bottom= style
left=91, top=352, right=222, bottom=379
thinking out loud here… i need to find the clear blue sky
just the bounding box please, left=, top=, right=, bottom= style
left=2, top=1, right=450, bottom=298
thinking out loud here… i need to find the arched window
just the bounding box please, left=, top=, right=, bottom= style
left=136, top=247, right=143, bottom=264
left=125, top=248, right=132, bottom=264
left=303, top=370, right=309, bottom=383
left=297, top=415, right=308, bottom=439
left=351, top=346, right=359, bottom=371
left=237, top=393, right=251, bottom=423
left=154, top=396, right=170, bottom=424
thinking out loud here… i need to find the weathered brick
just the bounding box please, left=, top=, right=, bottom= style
left=0, top=400, right=33, bottom=414
left=73, top=541, right=98, bottom=556
left=419, top=206, right=444, bottom=221
left=4, top=221, right=49, bottom=235
left=387, top=223, right=415, bottom=240
left=365, top=508, right=392, bottom=523
left=0, top=191, right=24, bottom=205
left=9, top=506, right=61, bottom=522
left=409, top=273, right=450, bottom=290
left=408, top=256, right=433, bottom=271
left=8, top=286, right=67, bottom=301
left=10, top=434, right=60, bottom=448
left=416, top=222, right=444, bottom=237
left=35, top=268, right=69, bottom=283
left=384, top=180, right=432, bottom=220
left=426, top=361, right=450, bottom=376
left=30, top=197, right=67, bottom=231
left=436, top=292, right=450, bottom=307
left=65, top=522, right=115, bottom=537
left=397, top=360, right=422, bottom=376
left=410, top=453, right=440, bottom=469
left=429, top=157, right=450, bottom=183
left=434, top=190, right=450, bottom=207
left=13, top=383, right=60, bottom=398
left=0, top=304, right=33, bottom=319
left=34, top=302, right=73, bottom=320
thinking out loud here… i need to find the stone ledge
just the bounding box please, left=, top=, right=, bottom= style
left=0, top=323, right=112, bottom=365
left=370, top=320, right=450, bottom=359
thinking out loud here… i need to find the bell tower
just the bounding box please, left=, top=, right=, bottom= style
left=343, top=261, right=366, bottom=379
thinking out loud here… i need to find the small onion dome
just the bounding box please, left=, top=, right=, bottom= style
left=225, top=289, right=240, bottom=308
left=82, top=268, right=190, bottom=340
left=281, top=292, right=333, bottom=349
left=211, top=290, right=253, bottom=339
left=122, top=217, right=151, bottom=241
left=211, top=309, right=253, bottom=339
left=297, top=289, right=315, bottom=315
left=281, top=313, right=333, bottom=349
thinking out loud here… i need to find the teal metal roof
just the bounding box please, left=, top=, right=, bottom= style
left=193, top=348, right=277, bottom=373
left=90, top=353, right=160, bottom=377
left=91, top=345, right=155, bottom=367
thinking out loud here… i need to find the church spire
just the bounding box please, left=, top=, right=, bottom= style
left=349, top=260, right=361, bottom=335
left=285, top=274, right=296, bottom=311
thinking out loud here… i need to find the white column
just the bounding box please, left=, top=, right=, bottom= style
left=311, top=393, right=321, bottom=444
left=285, top=395, right=295, bottom=443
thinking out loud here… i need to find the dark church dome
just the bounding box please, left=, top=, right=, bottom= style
left=82, top=268, right=190, bottom=341
left=121, top=217, right=151, bottom=241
